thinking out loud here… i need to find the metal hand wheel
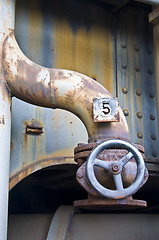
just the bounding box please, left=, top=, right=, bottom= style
left=86, top=139, right=145, bottom=199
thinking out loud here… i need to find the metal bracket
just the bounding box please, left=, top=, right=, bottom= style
left=93, top=97, right=119, bottom=122
left=25, top=121, right=43, bottom=135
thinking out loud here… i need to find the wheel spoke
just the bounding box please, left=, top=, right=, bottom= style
left=94, top=158, right=110, bottom=170
left=118, top=152, right=133, bottom=167
left=113, top=174, right=124, bottom=191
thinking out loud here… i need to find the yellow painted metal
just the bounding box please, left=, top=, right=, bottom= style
left=53, top=7, right=114, bottom=93
left=28, top=1, right=43, bottom=64
left=8, top=0, right=117, bottom=188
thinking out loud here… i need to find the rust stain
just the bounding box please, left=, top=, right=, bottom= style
left=53, top=8, right=114, bottom=94
left=9, top=157, right=75, bottom=190
left=0, top=115, right=5, bottom=125
left=3, top=29, right=129, bottom=142
left=28, top=0, right=42, bottom=63
left=7, top=0, right=10, bottom=8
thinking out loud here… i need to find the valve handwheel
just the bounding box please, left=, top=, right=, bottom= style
left=86, top=139, right=145, bottom=199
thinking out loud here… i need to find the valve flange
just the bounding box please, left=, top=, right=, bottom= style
left=74, top=139, right=148, bottom=210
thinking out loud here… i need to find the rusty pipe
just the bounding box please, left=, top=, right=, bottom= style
left=0, top=1, right=16, bottom=239
left=3, top=31, right=129, bottom=142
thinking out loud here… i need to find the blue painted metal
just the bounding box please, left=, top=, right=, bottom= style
left=10, top=0, right=159, bottom=189
left=10, top=0, right=116, bottom=187
left=116, top=5, right=159, bottom=164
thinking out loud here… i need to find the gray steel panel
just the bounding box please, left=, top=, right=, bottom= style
left=116, top=6, right=159, bottom=163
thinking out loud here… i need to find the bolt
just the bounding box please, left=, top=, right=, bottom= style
left=123, top=109, right=129, bottom=116
left=150, top=114, right=156, bottom=120
left=136, top=112, right=142, bottom=118
left=134, top=45, right=140, bottom=51
left=147, top=49, right=152, bottom=54
left=135, top=66, right=141, bottom=72
left=148, top=69, right=153, bottom=74
left=122, top=87, right=128, bottom=94
left=137, top=131, right=143, bottom=139
left=149, top=93, right=154, bottom=99
left=121, top=42, right=126, bottom=48
left=122, top=63, right=127, bottom=69
left=151, top=134, right=157, bottom=140
left=112, top=164, right=119, bottom=172
left=152, top=150, right=157, bottom=157
left=135, top=89, right=141, bottom=96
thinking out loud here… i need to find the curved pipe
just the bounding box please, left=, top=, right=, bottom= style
left=3, top=31, right=129, bottom=142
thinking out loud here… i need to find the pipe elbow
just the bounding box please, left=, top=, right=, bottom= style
left=2, top=31, right=129, bottom=142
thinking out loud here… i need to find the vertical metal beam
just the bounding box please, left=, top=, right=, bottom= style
left=149, top=8, right=159, bottom=149
left=0, top=0, right=15, bottom=239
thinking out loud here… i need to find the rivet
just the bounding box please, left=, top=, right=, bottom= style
left=123, top=109, right=129, bottom=116
left=135, top=66, right=140, bottom=72
left=134, top=45, right=140, bottom=51
left=137, top=131, right=143, bottom=139
left=148, top=69, right=153, bottom=74
left=112, top=163, right=120, bottom=172
left=147, top=49, right=152, bottom=54
left=150, top=114, right=156, bottom=120
left=122, top=63, right=127, bottom=69
left=136, top=112, right=142, bottom=118
left=152, top=150, right=157, bottom=157
left=78, top=143, right=85, bottom=146
left=122, top=87, right=128, bottom=94
left=135, top=89, right=141, bottom=96
left=151, top=134, right=157, bottom=140
left=121, top=42, right=126, bottom=48
left=149, top=93, right=154, bottom=99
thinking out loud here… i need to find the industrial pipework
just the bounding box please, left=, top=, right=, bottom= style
left=3, top=31, right=129, bottom=143
left=2, top=29, right=148, bottom=218
left=0, top=0, right=150, bottom=239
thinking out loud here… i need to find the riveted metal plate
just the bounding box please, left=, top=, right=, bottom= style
left=116, top=6, right=159, bottom=164
left=93, top=98, right=119, bottom=122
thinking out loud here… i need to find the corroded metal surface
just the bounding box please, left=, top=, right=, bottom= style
left=75, top=149, right=148, bottom=195
left=74, top=198, right=147, bottom=210
left=4, top=0, right=158, bottom=209
left=0, top=0, right=15, bottom=239
left=15, top=0, right=116, bottom=93
left=93, top=97, right=119, bottom=122
left=9, top=158, right=75, bottom=190
left=74, top=142, right=145, bottom=164
left=8, top=1, right=158, bottom=193
left=3, top=31, right=129, bottom=143
left=25, top=121, right=43, bottom=135
left=116, top=6, right=159, bottom=163
left=74, top=140, right=148, bottom=208
left=8, top=0, right=118, bottom=189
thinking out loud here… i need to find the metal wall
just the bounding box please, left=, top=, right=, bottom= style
left=10, top=0, right=159, bottom=189
left=116, top=6, right=159, bottom=172
left=10, top=0, right=116, bottom=188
